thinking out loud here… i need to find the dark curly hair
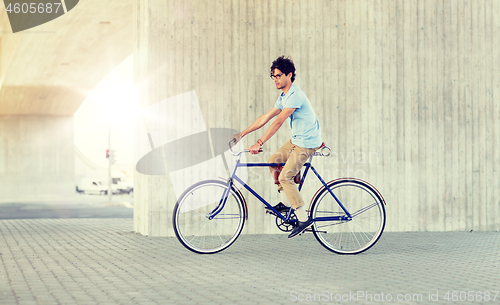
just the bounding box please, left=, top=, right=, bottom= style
left=270, top=56, right=296, bottom=83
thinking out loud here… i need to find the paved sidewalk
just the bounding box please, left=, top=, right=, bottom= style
left=0, top=219, right=498, bottom=305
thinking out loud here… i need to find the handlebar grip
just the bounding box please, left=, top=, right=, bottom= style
left=229, top=139, right=236, bottom=151
left=228, top=139, right=264, bottom=155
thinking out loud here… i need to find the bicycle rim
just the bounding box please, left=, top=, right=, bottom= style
left=173, top=180, right=245, bottom=254
left=311, top=179, right=385, bottom=254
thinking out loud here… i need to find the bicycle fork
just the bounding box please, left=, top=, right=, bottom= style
left=206, top=178, right=234, bottom=220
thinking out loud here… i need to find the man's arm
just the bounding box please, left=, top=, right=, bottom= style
left=233, top=107, right=281, bottom=142
left=248, top=107, right=296, bottom=154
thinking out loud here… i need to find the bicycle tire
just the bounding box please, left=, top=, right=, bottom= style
left=310, top=179, right=386, bottom=254
left=172, top=180, right=245, bottom=254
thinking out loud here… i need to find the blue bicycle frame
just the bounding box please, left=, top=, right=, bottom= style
left=208, top=157, right=353, bottom=224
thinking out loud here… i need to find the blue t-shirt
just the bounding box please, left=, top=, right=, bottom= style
left=274, top=84, right=322, bottom=148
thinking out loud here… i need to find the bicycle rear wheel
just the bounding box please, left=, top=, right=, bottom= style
left=173, top=180, right=245, bottom=254
left=310, top=179, right=385, bottom=254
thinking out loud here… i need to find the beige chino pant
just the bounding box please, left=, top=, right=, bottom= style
left=267, top=139, right=320, bottom=209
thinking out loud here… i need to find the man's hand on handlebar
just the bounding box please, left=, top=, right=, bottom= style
left=231, top=133, right=242, bottom=144
left=248, top=142, right=262, bottom=154
left=229, top=136, right=263, bottom=155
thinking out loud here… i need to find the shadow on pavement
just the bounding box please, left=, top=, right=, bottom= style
left=0, top=194, right=133, bottom=219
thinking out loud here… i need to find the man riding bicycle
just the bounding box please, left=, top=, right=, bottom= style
left=232, top=56, right=322, bottom=238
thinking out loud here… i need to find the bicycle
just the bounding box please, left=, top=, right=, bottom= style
left=172, top=140, right=386, bottom=255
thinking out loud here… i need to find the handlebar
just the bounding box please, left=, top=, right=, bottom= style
left=229, top=139, right=330, bottom=157
left=229, top=139, right=263, bottom=156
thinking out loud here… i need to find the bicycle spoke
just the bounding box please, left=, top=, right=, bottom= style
left=347, top=222, right=362, bottom=249
left=173, top=180, right=245, bottom=254
left=187, top=221, right=210, bottom=244
left=350, top=202, right=379, bottom=217
left=311, top=180, right=385, bottom=254
left=210, top=220, right=226, bottom=245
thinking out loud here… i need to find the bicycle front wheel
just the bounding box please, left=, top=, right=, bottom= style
left=173, top=180, right=245, bottom=254
left=310, top=179, right=386, bottom=254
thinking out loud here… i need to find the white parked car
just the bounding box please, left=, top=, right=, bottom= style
left=78, top=178, right=119, bottom=195
left=113, top=177, right=134, bottom=194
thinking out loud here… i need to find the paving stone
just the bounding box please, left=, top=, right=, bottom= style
left=1, top=219, right=499, bottom=304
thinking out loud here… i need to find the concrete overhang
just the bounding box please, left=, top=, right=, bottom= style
left=0, top=0, right=132, bottom=115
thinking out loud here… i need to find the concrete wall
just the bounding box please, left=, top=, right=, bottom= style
left=134, top=0, right=500, bottom=235
left=0, top=116, right=75, bottom=201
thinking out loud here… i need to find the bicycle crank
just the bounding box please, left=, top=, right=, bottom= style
left=275, top=212, right=297, bottom=232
